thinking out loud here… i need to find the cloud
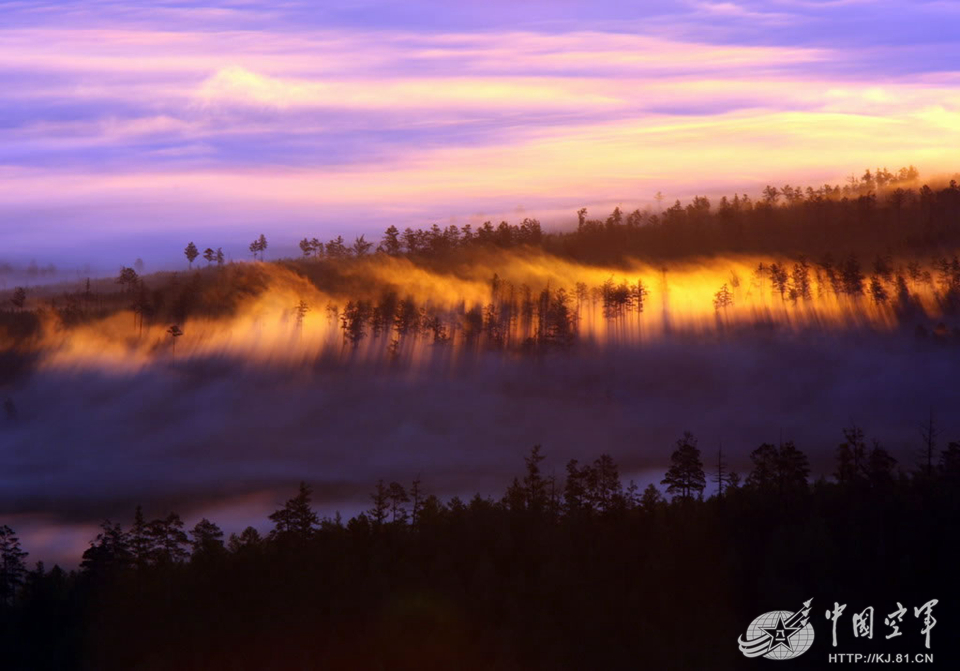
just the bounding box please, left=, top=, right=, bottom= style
left=0, top=4, right=958, bottom=266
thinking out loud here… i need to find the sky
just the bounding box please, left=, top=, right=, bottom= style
left=1, top=0, right=959, bottom=269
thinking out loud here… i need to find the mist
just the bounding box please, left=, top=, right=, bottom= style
left=3, top=324, right=955, bottom=566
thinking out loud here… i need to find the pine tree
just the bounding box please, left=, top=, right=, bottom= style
left=190, top=518, right=225, bottom=556
left=269, top=482, right=320, bottom=539
left=0, top=525, right=28, bottom=605
left=184, top=242, right=199, bottom=269
left=661, top=432, right=706, bottom=501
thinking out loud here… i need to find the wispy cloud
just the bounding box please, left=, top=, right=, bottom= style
left=0, top=2, right=958, bottom=265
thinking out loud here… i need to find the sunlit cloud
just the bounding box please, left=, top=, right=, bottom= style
left=0, top=1, right=958, bottom=265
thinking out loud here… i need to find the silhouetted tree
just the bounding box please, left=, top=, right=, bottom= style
left=661, top=432, right=706, bottom=501
left=167, top=324, right=183, bottom=356
left=836, top=425, right=868, bottom=484
left=369, top=480, right=389, bottom=526
left=190, top=518, right=225, bottom=557
left=387, top=482, right=409, bottom=523
left=0, top=525, right=28, bottom=605
left=269, top=482, right=319, bottom=540
left=184, top=242, right=199, bottom=269
left=352, top=235, right=372, bottom=257
left=10, top=286, right=26, bottom=311
left=149, top=513, right=189, bottom=564
left=80, top=521, right=131, bottom=578
left=713, top=283, right=733, bottom=313
left=379, top=225, right=402, bottom=255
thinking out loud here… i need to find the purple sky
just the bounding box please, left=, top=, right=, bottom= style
left=1, top=0, right=959, bottom=269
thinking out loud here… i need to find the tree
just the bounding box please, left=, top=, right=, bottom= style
left=269, top=482, right=320, bottom=539
left=249, top=235, right=268, bottom=261
left=792, top=258, right=812, bottom=301
left=129, top=505, right=153, bottom=568
left=836, top=425, right=867, bottom=484
left=299, top=238, right=314, bottom=258
left=227, top=527, right=262, bottom=553
left=841, top=254, right=865, bottom=296
left=184, top=242, right=199, bottom=269
left=352, top=235, right=372, bottom=257
left=190, top=519, right=225, bottom=556
left=295, top=299, right=310, bottom=330
left=661, top=432, right=706, bottom=501
left=939, top=441, right=960, bottom=483
left=0, top=525, right=28, bottom=605
left=387, top=482, right=409, bottom=523
left=148, top=513, right=189, bottom=563
left=10, top=286, right=26, bottom=311
left=167, top=324, right=183, bottom=357
left=711, top=442, right=729, bottom=498
left=640, top=484, right=664, bottom=511
left=776, top=441, right=810, bottom=494
left=869, top=275, right=889, bottom=304
left=769, top=263, right=789, bottom=301
left=80, top=521, right=130, bottom=578
left=216, top=247, right=225, bottom=267
left=203, top=247, right=215, bottom=265
left=369, top=480, right=389, bottom=526
left=116, top=267, right=139, bottom=293
left=379, top=225, right=402, bottom=255
left=409, top=476, right=424, bottom=527
left=521, top=445, right=549, bottom=513
left=713, top=283, right=733, bottom=313
left=746, top=443, right=778, bottom=491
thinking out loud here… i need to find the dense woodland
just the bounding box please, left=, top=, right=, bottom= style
left=1, top=430, right=959, bottom=669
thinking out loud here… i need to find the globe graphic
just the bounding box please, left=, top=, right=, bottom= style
left=746, top=610, right=815, bottom=660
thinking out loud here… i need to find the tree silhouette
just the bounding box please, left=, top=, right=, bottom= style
left=299, top=238, right=314, bottom=258
left=149, top=513, right=189, bottom=563
left=352, top=235, right=372, bottom=257
left=167, top=324, right=183, bottom=357
left=369, top=480, right=389, bottom=526
left=836, top=425, right=868, bottom=484
left=661, top=431, right=706, bottom=501
left=379, top=225, right=402, bottom=255
left=0, top=525, right=28, bottom=605
left=80, top=521, right=130, bottom=578
left=129, top=505, right=152, bottom=568
left=10, top=286, right=26, bottom=311
left=295, top=299, right=310, bottom=330
left=203, top=247, right=215, bottom=265
left=184, top=242, right=199, bottom=269
left=249, top=235, right=268, bottom=261
left=713, top=283, right=733, bottom=314
left=269, top=482, right=319, bottom=539
left=190, top=518, right=225, bottom=557
left=387, top=482, right=409, bottom=523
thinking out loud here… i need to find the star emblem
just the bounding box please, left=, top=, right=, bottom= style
left=760, top=614, right=802, bottom=652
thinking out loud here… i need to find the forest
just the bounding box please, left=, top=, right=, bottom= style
left=3, top=168, right=960, bottom=669
left=2, top=433, right=959, bottom=670
left=3, top=167, right=960, bottom=377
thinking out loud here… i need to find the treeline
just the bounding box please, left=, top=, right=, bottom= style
left=284, top=166, right=958, bottom=262
left=2, top=429, right=960, bottom=669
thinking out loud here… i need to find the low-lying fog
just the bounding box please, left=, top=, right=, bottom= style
left=2, top=327, right=956, bottom=567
